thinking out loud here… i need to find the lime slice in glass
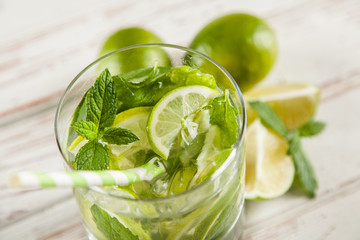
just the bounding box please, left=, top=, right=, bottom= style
left=147, top=85, right=219, bottom=160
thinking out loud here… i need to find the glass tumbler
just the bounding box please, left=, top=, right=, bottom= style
left=55, top=44, right=246, bottom=240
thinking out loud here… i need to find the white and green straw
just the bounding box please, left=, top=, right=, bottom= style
left=8, top=159, right=165, bottom=189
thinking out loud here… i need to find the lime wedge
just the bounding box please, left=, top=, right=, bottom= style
left=147, top=85, right=219, bottom=160
left=245, top=84, right=320, bottom=129
left=245, top=120, right=295, bottom=199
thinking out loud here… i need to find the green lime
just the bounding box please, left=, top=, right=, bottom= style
left=147, top=85, right=219, bottom=160
left=190, top=13, right=277, bottom=92
left=98, top=27, right=171, bottom=75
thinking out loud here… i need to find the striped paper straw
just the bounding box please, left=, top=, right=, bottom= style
left=8, top=158, right=165, bottom=189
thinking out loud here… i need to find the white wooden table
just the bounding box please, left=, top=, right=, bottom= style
left=1, top=0, right=359, bottom=239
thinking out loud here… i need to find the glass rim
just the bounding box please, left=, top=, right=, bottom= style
left=55, top=43, right=246, bottom=203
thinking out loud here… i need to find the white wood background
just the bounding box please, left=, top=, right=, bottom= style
left=1, top=0, right=359, bottom=239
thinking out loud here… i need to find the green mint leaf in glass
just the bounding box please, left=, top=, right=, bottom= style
left=288, top=131, right=318, bottom=198
left=102, top=127, right=139, bottom=145
left=71, top=120, right=98, bottom=140
left=113, top=67, right=173, bottom=112
left=169, top=66, right=216, bottom=89
left=86, top=68, right=118, bottom=131
left=90, top=204, right=140, bottom=240
left=73, top=140, right=110, bottom=170
left=299, top=120, right=326, bottom=137
left=208, top=90, right=238, bottom=148
left=248, top=100, right=289, bottom=139
left=113, top=65, right=218, bottom=113
left=68, top=89, right=91, bottom=145
left=71, top=88, right=90, bottom=127
left=121, top=62, right=160, bottom=86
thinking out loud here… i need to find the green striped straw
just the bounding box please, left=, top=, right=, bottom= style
left=8, top=158, right=165, bottom=189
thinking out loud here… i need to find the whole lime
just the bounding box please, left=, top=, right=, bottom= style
left=98, top=27, right=171, bottom=75
left=189, top=13, right=277, bottom=92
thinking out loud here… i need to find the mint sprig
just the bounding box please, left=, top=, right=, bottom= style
left=248, top=100, right=325, bottom=198
left=71, top=69, right=139, bottom=170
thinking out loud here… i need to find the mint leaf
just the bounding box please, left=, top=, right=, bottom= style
left=71, top=88, right=90, bottom=126
left=169, top=66, right=216, bottom=89
left=299, top=120, right=326, bottom=137
left=122, top=63, right=163, bottom=87
left=208, top=90, right=238, bottom=148
left=102, top=127, right=139, bottom=145
left=91, top=204, right=140, bottom=240
left=73, top=140, right=110, bottom=170
left=71, top=120, right=97, bottom=140
left=86, top=69, right=117, bottom=131
left=113, top=67, right=173, bottom=112
left=248, top=101, right=288, bottom=138
left=68, top=89, right=91, bottom=145
left=288, top=131, right=318, bottom=198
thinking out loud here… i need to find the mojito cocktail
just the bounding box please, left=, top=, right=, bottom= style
left=55, top=44, right=246, bottom=240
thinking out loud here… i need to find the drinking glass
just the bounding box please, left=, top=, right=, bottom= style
left=55, top=44, right=246, bottom=240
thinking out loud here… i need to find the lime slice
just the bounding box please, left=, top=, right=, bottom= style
left=245, top=83, right=320, bottom=129
left=147, top=85, right=219, bottom=160
left=245, top=120, right=295, bottom=199
left=109, top=106, right=153, bottom=169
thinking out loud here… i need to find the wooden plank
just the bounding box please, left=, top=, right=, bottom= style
left=0, top=197, right=87, bottom=240
left=263, top=0, right=360, bottom=87
left=243, top=182, right=360, bottom=239
left=0, top=107, right=73, bottom=226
